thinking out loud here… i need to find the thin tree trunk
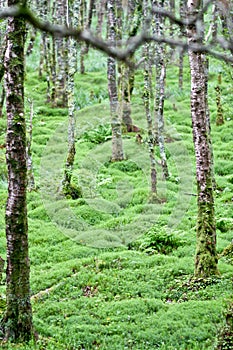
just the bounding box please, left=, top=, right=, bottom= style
left=26, top=99, right=35, bottom=191
left=107, top=0, right=124, bottom=162
left=0, top=35, right=6, bottom=117
left=26, top=27, right=37, bottom=56
left=143, top=0, right=157, bottom=201
left=0, top=87, right=5, bottom=118
left=54, top=0, right=68, bottom=107
left=153, top=0, right=169, bottom=179
left=187, top=0, right=218, bottom=277
left=178, top=0, right=186, bottom=90
left=80, top=0, right=94, bottom=73
left=215, top=73, right=224, bottom=125
left=80, top=0, right=86, bottom=74
left=204, top=57, right=216, bottom=189
left=38, top=0, right=50, bottom=98
left=116, top=0, right=133, bottom=132
left=118, top=0, right=141, bottom=132
left=62, top=0, right=81, bottom=198
left=1, top=0, right=34, bottom=341
left=96, top=0, right=107, bottom=36
left=144, top=43, right=157, bottom=199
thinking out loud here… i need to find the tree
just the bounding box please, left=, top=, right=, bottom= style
left=62, top=0, right=81, bottom=198
left=187, top=0, right=218, bottom=277
left=0, top=0, right=6, bottom=117
left=107, top=0, right=124, bottom=162
left=53, top=0, right=68, bottom=107
left=153, top=0, right=169, bottom=180
left=117, top=0, right=141, bottom=132
left=0, top=0, right=34, bottom=341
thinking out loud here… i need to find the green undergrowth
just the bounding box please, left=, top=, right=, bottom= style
left=0, top=53, right=233, bottom=349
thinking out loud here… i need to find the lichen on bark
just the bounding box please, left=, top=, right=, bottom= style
left=187, top=0, right=218, bottom=277
left=0, top=0, right=34, bottom=341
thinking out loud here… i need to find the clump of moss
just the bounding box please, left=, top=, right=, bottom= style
left=62, top=183, right=82, bottom=200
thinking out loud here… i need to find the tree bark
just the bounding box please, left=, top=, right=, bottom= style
left=53, top=0, right=68, bottom=107
left=187, top=0, right=218, bottom=277
left=96, top=0, right=107, bottom=36
left=153, top=0, right=169, bottom=179
left=215, top=73, right=224, bottom=125
left=0, top=35, right=6, bottom=118
left=1, top=0, right=34, bottom=341
left=178, top=0, right=186, bottom=90
left=143, top=0, right=157, bottom=201
left=62, top=0, right=81, bottom=198
left=143, top=43, right=157, bottom=199
left=118, top=0, right=141, bottom=132
left=26, top=99, right=35, bottom=191
left=107, top=0, right=124, bottom=162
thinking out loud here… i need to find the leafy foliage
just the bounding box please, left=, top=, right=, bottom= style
left=129, top=225, right=184, bottom=255
left=78, top=123, right=112, bottom=144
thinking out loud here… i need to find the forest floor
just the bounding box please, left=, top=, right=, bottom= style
left=0, top=50, right=233, bottom=349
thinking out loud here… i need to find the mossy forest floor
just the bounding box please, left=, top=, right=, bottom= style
left=0, top=49, right=233, bottom=349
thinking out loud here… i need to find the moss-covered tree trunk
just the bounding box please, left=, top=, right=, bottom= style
left=0, top=0, right=34, bottom=341
left=62, top=0, right=81, bottom=198
left=53, top=0, right=68, bottom=107
left=26, top=99, right=35, bottom=191
left=116, top=0, right=133, bottom=132
left=117, top=0, right=141, bottom=133
left=107, top=0, right=124, bottom=162
left=187, top=0, right=218, bottom=277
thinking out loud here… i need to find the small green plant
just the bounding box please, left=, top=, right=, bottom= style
left=79, top=123, right=112, bottom=144
left=130, top=226, right=184, bottom=255
left=106, top=160, right=141, bottom=173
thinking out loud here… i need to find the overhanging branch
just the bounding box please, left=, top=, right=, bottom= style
left=0, top=4, right=233, bottom=66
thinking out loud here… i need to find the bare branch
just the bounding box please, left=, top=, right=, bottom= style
left=152, top=0, right=213, bottom=27
left=0, top=4, right=233, bottom=66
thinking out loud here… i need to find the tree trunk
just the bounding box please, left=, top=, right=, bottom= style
left=143, top=0, right=157, bottom=201
left=1, top=0, right=34, bottom=341
left=96, top=0, right=107, bottom=36
left=26, top=27, right=37, bottom=56
left=80, top=0, right=87, bottom=74
left=118, top=0, right=140, bottom=132
left=178, top=0, right=186, bottom=90
left=62, top=0, right=81, bottom=198
left=26, top=99, right=35, bottom=191
left=53, top=0, right=68, bottom=107
left=143, top=43, right=157, bottom=199
left=153, top=0, right=169, bottom=179
left=215, top=73, right=224, bottom=125
left=0, top=34, right=6, bottom=118
left=187, top=0, right=218, bottom=277
left=80, top=0, right=94, bottom=74
left=107, top=0, right=124, bottom=162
